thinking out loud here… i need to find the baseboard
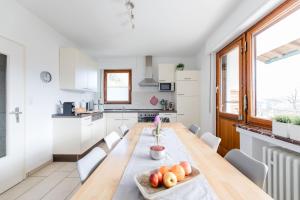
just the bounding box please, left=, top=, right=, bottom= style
left=53, top=139, right=104, bottom=162
left=26, top=159, right=53, bottom=176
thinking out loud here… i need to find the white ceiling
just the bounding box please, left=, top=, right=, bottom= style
left=17, top=0, right=240, bottom=57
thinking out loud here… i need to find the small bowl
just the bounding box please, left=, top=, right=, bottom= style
left=150, top=145, right=166, bottom=160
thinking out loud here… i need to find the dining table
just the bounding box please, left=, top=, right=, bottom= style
left=71, top=123, right=272, bottom=200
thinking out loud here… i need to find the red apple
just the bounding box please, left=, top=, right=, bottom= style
left=163, top=172, right=177, bottom=188
left=149, top=173, right=159, bottom=188
left=155, top=170, right=163, bottom=184
left=180, top=161, right=192, bottom=176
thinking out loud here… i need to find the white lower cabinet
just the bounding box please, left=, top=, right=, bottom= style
left=105, top=113, right=138, bottom=136
left=92, top=116, right=106, bottom=143
left=53, top=116, right=106, bottom=155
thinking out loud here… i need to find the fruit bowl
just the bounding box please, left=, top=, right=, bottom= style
left=150, top=145, right=166, bottom=160
left=134, top=165, right=201, bottom=200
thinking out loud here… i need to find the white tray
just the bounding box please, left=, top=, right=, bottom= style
left=134, top=166, right=201, bottom=200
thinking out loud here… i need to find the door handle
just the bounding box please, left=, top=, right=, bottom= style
left=9, top=107, right=23, bottom=123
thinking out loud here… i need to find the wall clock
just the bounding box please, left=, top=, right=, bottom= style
left=40, top=71, right=52, bottom=83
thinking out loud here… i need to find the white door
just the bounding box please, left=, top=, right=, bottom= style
left=0, top=36, right=25, bottom=193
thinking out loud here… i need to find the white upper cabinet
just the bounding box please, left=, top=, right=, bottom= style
left=60, top=48, right=98, bottom=92
left=176, top=70, right=199, bottom=81
left=158, top=64, right=175, bottom=82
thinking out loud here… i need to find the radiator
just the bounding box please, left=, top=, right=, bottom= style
left=262, top=146, right=300, bottom=200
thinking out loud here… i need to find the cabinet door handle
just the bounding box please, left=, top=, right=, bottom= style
left=184, top=77, right=191, bottom=80
left=177, top=114, right=184, bottom=116
left=159, top=80, right=166, bottom=82
left=177, top=94, right=184, bottom=96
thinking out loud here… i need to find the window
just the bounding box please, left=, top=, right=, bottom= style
left=220, top=46, right=240, bottom=115
left=104, top=69, right=132, bottom=104
left=247, top=1, right=300, bottom=126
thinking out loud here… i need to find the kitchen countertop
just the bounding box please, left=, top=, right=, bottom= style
left=52, top=109, right=177, bottom=118
left=103, top=109, right=177, bottom=113
left=52, top=111, right=102, bottom=118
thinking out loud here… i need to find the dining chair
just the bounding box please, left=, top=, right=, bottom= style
left=225, top=149, right=268, bottom=189
left=119, top=124, right=129, bottom=138
left=188, top=124, right=200, bottom=135
left=200, top=132, right=221, bottom=152
left=77, top=147, right=107, bottom=183
left=104, top=131, right=121, bottom=150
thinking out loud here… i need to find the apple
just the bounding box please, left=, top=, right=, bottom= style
left=163, top=172, right=177, bottom=188
left=159, top=166, right=170, bottom=176
left=180, top=161, right=192, bottom=176
left=149, top=173, right=159, bottom=188
left=170, top=165, right=185, bottom=182
left=155, top=170, right=163, bottom=184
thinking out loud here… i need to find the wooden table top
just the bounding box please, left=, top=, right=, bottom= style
left=71, top=123, right=272, bottom=200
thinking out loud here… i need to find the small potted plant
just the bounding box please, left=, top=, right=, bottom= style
left=272, top=115, right=291, bottom=138
left=150, top=116, right=166, bottom=160
left=176, top=63, right=184, bottom=71
left=289, top=116, right=300, bottom=141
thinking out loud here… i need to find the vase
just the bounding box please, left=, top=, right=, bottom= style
left=150, top=145, right=166, bottom=160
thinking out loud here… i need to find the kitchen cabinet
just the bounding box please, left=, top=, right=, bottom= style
left=176, top=70, right=199, bottom=81
left=53, top=115, right=105, bottom=155
left=60, top=48, right=98, bottom=92
left=176, top=96, right=200, bottom=127
left=92, top=115, right=106, bottom=144
left=105, top=113, right=138, bottom=136
left=158, top=64, right=175, bottom=83
left=176, top=71, right=200, bottom=127
left=176, top=81, right=200, bottom=96
left=81, top=116, right=93, bottom=152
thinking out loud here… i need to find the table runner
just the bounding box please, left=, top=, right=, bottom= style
left=112, top=128, right=218, bottom=200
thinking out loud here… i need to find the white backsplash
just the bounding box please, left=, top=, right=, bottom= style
left=104, top=91, right=175, bottom=110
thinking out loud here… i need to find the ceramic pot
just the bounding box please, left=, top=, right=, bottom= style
left=150, top=145, right=166, bottom=160
left=289, top=124, right=300, bottom=141
left=272, top=120, right=289, bottom=138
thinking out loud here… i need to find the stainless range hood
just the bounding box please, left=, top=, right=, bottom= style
left=139, top=56, right=158, bottom=87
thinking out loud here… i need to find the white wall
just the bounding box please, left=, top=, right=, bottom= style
left=196, top=0, right=284, bottom=134
left=0, top=0, right=95, bottom=172
left=98, top=56, right=197, bottom=109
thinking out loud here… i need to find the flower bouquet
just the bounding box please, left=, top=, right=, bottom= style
left=150, top=116, right=166, bottom=160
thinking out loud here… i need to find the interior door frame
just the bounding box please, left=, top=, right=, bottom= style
left=0, top=35, right=26, bottom=193
left=216, top=34, right=246, bottom=154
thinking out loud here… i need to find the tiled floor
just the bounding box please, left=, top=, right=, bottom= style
left=0, top=162, right=80, bottom=200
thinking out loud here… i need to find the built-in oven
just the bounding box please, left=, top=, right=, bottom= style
left=138, top=112, right=158, bottom=122
left=159, top=83, right=175, bottom=92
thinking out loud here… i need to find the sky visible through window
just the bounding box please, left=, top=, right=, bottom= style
left=106, top=72, right=129, bottom=102
left=255, top=8, right=300, bottom=119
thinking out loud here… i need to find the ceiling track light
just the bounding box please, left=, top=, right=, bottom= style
left=125, top=0, right=135, bottom=29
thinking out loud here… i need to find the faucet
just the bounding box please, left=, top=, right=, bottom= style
left=122, top=106, right=126, bottom=111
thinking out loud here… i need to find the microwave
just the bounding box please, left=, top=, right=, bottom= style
left=159, top=83, right=175, bottom=92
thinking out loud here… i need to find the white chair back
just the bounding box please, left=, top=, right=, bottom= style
left=225, top=149, right=268, bottom=188
left=119, top=124, right=129, bottom=137
left=104, top=131, right=121, bottom=150
left=188, top=124, right=200, bottom=135
left=77, top=147, right=106, bottom=183
left=200, top=132, right=221, bottom=152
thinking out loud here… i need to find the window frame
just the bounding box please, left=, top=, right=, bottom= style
left=104, top=69, right=132, bottom=104
left=216, top=35, right=246, bottom=121
left=246, top=0, right=300, bottom=128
